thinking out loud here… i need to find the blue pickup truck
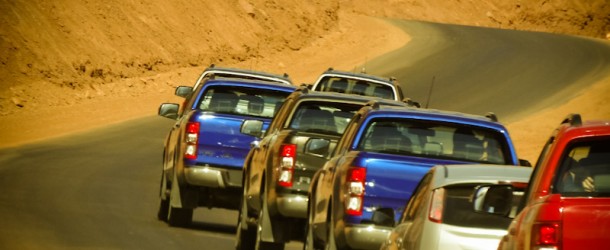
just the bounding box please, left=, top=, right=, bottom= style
left=304, top=102, right=530, bottom=250
left=156, top=74, right=296, bottom=227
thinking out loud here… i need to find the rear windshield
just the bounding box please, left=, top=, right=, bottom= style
left=287, top=101, right=363, bottom=136
left=197, top=85, right=290, bottom=118
left=314, top=76, right=395, bottom=100
left=442, top=184, right=524, bottom=229
left=356, top=118, right=512, bottom=164
left=554, top=137, right=610, bottom=196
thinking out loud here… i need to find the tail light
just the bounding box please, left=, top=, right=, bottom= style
left=532, top=222, right=560, bottom=249
left=184, top=122, right=200, bottom=159
left=345, top=167, right=366, bottom=216
left=428, top=188, right=445, bottom=223
left=529, top=194, right=561, bottom=249
left=278, top=144, right=296, bottom=187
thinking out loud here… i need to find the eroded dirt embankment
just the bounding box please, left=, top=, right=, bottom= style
left=1, top=0, right=609, bottom=160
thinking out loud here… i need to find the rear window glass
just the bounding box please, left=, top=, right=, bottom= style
left=442, top=184, right=523, bottom=229
left=554, top=137, right=610, bottom=196
left=287, top=101, right=363, bottom=135
left=197, top=85, right=290, bottom=118
left=356, top=118, right=512, bottom=164
left=314, top=76, right=395, bottom=100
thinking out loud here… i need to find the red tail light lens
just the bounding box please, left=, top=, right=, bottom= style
left=184, top=122, right=200, bottom=159
left=346, top=167, right=366, bottom=216
left=428, top=188, right=445, bottom=223
left=533, top=222, right=560, bottom=247
left=278, top=144, right=296, bottom=187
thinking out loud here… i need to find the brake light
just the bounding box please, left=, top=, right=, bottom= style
left=278, top=144, right=296, bottom=187
left=428, top=188, right=445, bottom=223
left=184, top=122, right=200, bottom=159
left=345, top=167, right=366, bottom=216
left=532, top=222, right=560, bottom=249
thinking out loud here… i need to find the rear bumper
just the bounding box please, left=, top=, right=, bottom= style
left=276, top=194, right=309, bottom=218
left=184, top=165, right=242, bottom=188
left=343, top=224, right=393, bottom=250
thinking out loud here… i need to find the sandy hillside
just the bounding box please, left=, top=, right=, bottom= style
left=1, top=0, right=609, bottom=162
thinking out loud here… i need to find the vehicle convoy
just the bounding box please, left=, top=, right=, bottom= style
left=235, top=87, right=414, bottom=250
left=474, top=114, right=610, bottom=250
left=309, top=68, right=406, bottom=102
left=156, top=74, right=297, bottom=227
left=305, top=103, right=530, bottom=250
left=379, top=164, right=532, bottom=250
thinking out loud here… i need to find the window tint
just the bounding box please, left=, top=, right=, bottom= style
left=287, top=101, right=362, bottom=135
left=314, top=76, right=396, bottom=100
left=442, top=184, right=522, bottom=229
left=356, top=118, right=511, bottom=164
left=198, top=86, right=289, bottom=118
left=554, top=137, right=610, bottom=196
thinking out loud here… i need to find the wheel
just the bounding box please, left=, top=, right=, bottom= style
left=303, top=193, right=322, bottom=250
left=157, top=170, right=169, bottom=221
left=324, top=205, right=337, bottom=250
left=254, top=189, right=285, bottom=250
left=167, top=204, right=193, bottom=227
left=166, top=171, right=193, bottom=227
left=305, top=214, right=324, bottom=250
left=157, top=198, right=169, bottom=221
left=236, top=214, right=256, bottom=250
left=236, top=185, right=256, bottom=250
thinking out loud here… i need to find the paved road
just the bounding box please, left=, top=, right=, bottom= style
left=1, top=20, right=609, bottom=249
left=366, top=20, right=610, bottom=123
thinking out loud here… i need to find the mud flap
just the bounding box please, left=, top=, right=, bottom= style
left=170, top=172, right=198, bottom=209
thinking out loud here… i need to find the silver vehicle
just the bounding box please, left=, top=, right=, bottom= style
left=309, top=68, right=406, bottom=102
left=192, top=64, right=293, bottom=89
left=379, top=164, right=531, bottom=250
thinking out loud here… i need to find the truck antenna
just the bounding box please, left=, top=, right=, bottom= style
left=424, top=76, right=435, bottom=109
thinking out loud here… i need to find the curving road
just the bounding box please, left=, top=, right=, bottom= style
left=1, top=20, right=609, bottom=249
left=367, top=20, right=610, bottom=123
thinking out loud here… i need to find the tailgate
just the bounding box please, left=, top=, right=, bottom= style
left=287, top=132, right=340, bottom=193
left=195, top=113, right=268, bottom=168
left=561, top=197, right=610, bottom=249
left=358, top=152, right=465, bottom=221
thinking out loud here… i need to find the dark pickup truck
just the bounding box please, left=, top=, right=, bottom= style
left=235, top=87, right=414, bottom=249
left=156, top=74, right=296, bottom=227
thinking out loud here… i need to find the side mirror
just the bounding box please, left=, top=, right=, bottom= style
left=175, top=86, right=193, bottom=98
left=158, top=103, right=180, bottom=120
left=305, top=138, right=330, bottom=157
left=401, top=98, right=421, bottom=108
left=371, top=207, right=395, bottom=227
left=300, top=83, right=313, bottom=89
left=473, top=184, right=513, bottom=216
left=519, top=159, right=532, bottom=167
left=241, top=120, right=264, bottom=138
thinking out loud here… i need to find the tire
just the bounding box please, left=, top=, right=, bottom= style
left=236, top=185, right=256, bottom=250
left=166, top=171, right=193, bottom=227
left=324, top=204, right=337, bottom=250
left=167, top=205, right=193, bottom=227
left=304, top=193, right=322, bottom=250
left=157, top=170, right=169, bottom=221
left=254, top=188, right=285, bottom=250
left=157, top=198, right=169, bottom=221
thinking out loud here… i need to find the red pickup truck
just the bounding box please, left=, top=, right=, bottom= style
left=474, top=114, right=610, bottom=250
